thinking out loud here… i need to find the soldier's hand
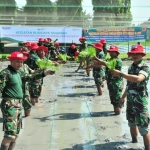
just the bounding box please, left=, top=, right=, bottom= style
left=44, top=70, right=55, bottom=76
left=119, top=98, right=126, bottom=106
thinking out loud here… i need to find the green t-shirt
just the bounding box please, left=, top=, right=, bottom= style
left=1, top=65, right=23, bottom=99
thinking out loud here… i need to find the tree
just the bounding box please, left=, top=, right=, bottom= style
left=140, top=18, right=150, bottom=27
left=0, top=0, right=16, bottom=25
left=92, top=0, right=132, bottom=27
left=56, top=0, right=83, bottom=26
left=24, top=0, right=54, bottom=25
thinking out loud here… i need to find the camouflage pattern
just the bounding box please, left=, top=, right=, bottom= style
left=126, top=60, right=150, bottom=127
left=25, top=51, right=39, bottom=70
left=28, top=57, right=47, bottom=98
left=93, top=51, right=105, bottom=86
left=1, top=98, right=22, bottom=139
left=79, top=42, right=87, bottom=52
left=19, top=64, right=34, bottom=111
left=106, top=57, right=123, bottom=107
left=0, top=66, right=45, bottom=139
left=103, top=45, right=107, bottom=58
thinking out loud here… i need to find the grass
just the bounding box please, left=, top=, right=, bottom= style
left=107, top=41, right=150, bottom=46
left=0, top=54, right=9, bottom=59
left=106, top=53, right=150, bottom=60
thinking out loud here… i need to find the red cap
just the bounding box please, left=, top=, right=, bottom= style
left=47, top=38, right=52, bottom=42
left=127, top=45, right=145, bottom=56
left=79, top=37, right=86, bottom=42
left=71, top=44, right=76, bottom=49
left=39, top=38, right=44, bottom=42
left=74, top=51, right=79, bottom=58
left=22, top=51, right=30, bottom=58
left=100, top=39, right=106, bottom=44
left=54, top=42, right=60, bottom=47
left=93, top=42, right=103, bottom=50
left=8, top=52, right=27, bottom=60
left=36, top=46, right=48, bottom=53
left=25, top=42, right=31, bottom=47
left=30, top=42, right=39, bottom=50
left=44, top=39, right=48, bottom=43
left=107, top=45, right=120, bottom=54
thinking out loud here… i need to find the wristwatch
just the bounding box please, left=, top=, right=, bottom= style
left=119, top=72, right=124, bottom=77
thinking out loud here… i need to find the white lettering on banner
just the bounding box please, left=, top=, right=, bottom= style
left=0, top=26, right=82, bottom=43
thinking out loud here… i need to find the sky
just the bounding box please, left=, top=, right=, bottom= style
left=15, top=0, right=150, bottom=25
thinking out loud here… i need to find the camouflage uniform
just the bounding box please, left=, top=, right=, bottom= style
left=79, top=42, right=91, bottom=70
left=103, top=45, right=107, bottom=58
left=25, top=51, right=43, bottom=98
left=93, top=51, right=105, bottom=86
left=106, top=57, right=123, bottom=107
left=126, top=60, right=150, bottom=127
left=19, top=64, right=34, bottom=112
left=0, top=65, right=45, bottom=139
left=79, top=42, right=86, bottom=52
left=28, top=54, right=47, bottom=98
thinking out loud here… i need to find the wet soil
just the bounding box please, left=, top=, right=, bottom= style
left=0, top=61, right=147, bottom=150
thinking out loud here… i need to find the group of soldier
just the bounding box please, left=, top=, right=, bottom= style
left=0, top=36, right=150, bottom=150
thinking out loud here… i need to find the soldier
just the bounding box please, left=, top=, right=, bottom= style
left=54, top=42, right=60, bottom=56
left=20, top=51, right=34, bottom=117
left=86, top=42, right=105, bottom=95
left=24, top=42, right=31, bottom=51
left=67, top=44, right=77, bottom=59
left=93, top=45, right=123, bottom=115
left=100, top=39, right=107, bottom=57
left=111, top=45, right=150, bottom=150
left=25, top=42, right=39, bottom=68
left=0, top=52, right=54, bottom=150
left=29, top=46, right=49, bottom=105
left=75, top=37, right=88, bottom=73
left=38, top=38, right=44, bottom=46
left=79, top=37, right=87, bottom=52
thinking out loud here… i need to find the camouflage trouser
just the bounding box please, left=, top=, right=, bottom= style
left=1, top=98, right=22, bottom=139
left=107, top=82, right=123, bottom=107
left=93, top=69, right=105, bottom=86
left=29, top=84, right=42, bottom=98
left=22, top=95, right=32, bottom=111
left=126, top=100, right=150, bottom=128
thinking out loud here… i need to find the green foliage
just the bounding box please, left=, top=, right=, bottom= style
left=24, top=0, right=54, bottom=25
left=105, top=58, right=117, bottom=69
left=0, top=0, right=16, bottom=25
left=92, top=0, right=132, bottom=27
left=56, top=0, right=83, bottom=26
left=36, top=59, right=58, bottom=71
left=58, top=54, right=67, bottom=61
left=78, top=47, right=96, bottom=58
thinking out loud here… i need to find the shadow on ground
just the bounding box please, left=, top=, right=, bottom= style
left=33, top=111, right=116, bottom=122
left=57, top=93, right=96, bottom=97
left=61, top=140, right=142, bottom=150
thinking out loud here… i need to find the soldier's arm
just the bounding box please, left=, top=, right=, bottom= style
left=93, top=56, right=107, bottom=67
left=0, top=70, right=8, bottom=93
left=21, top=69, right=54, bottom=82
left=92, top=53, right=106, bottom=68
left=111, top=66, right=148, bottom=83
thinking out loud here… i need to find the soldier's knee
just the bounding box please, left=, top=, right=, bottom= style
left=138, top=125, right=150, bottom=136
